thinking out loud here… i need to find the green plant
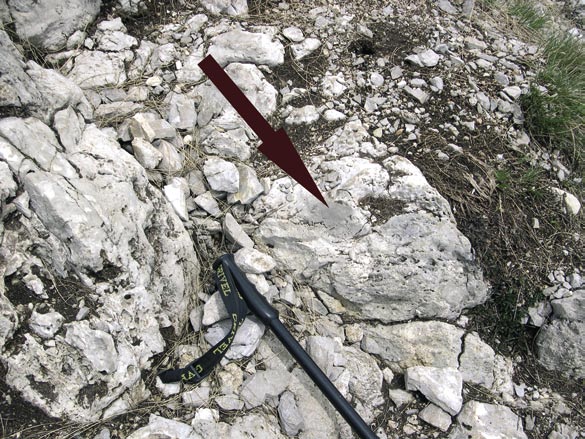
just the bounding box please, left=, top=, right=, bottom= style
left=509, top=0, right=549, bottom=31
left=522, top=32, right=585, bottom=168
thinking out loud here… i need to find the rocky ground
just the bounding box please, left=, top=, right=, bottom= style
left=0, top=0, right=583, bottom=438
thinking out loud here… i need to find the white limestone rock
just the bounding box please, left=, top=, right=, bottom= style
left=127, top=415, right=202, bottom=439
left=201, top=0, right=248, bottom=16
left=241, top=369, right=290, bottom=408
left=130, top=113, right=177, bottom=143
left=227, top=164, right=264, bottom=205
left=207, top=30, right=284, bottom=66
left=203, top=157, right=240, bottom=193
left=0, top=161, right=17, bottom=202
left=449, top=401, right=527, bottom=439
left=29, top=310, right=64, bottom=339
left=163, top=177, right=189, bottom=221
left=459, top=332, right=495, bottom=388
left=278, top=390, right=305, bottom=436
left=253, top=137, right=488, bottom=323
left=234, top=248, right=276, bottom=274
left=64, top=321, right=118, bottom=374
left=205, top=316, right=265, bottom=360
left=194, top=192, right=222, bottom=216
left=68, top=51, right=127, bottom=89
left=405, top=366, right=463, bottom=415
left=283, top=26, right=304, bottom=42
left=224, top=213, right=254, bottom=248
left=194, top=63, right=277, bottom=127
left=551, top=187, right=581, bottom=215
left=230, top=413, right=287, bottom=438
left=291, top=38, right=321, bottom=60
left=8, top=0, right=101, bottom=51
left=361, top=321, right=463, bottom=372
left=182, top=383, right=211, bottom=408
left=202, top=292, right=228, bottom=326
left=537, top=320, right=585, bottom=379
left=156, top=139, right=183, bottom=174
left=551, top=290, right=585, bottom=321
left=167, top=92, right=197, bottom=130
left=285, top=105, right=320, bottom=126
left=1, top=121, right=199, bottom=421
left=131, top=138, right=163, bottom=170
left=406, top=49, right=440, bottom=67
left=388, top=388, right=415, bottom=408
left=323, top=109, right=347, bottom=122
left=419, top=404, right=452, bottom=432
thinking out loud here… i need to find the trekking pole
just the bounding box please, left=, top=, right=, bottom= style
left=215, top=254, right=379, bottom=439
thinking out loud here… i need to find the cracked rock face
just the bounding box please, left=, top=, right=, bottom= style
left=0, top=114, right=199, bottom=420
left=253, top=126, right=488, bottom=323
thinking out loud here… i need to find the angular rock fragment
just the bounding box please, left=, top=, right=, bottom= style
left=449, top=401, right=527, bottom=439
left=234, top=248, right=276, bottom=274
left=405, top=366, right=463, bottom=415
left=203, top=157, right=240, bottom=193
left=207, top=30, right=285, bottom=66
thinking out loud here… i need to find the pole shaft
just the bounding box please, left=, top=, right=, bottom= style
left=269, top=319, right=379, bottom=439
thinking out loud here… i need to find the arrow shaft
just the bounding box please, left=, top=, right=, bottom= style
left=198, top=55, right=274, bottom=138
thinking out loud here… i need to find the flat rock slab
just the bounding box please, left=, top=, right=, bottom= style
left=207, top=29, right=284, bottom=66
left=405, top=366, right=463, bottom=415
left=449, top=401, right=527, bottom=439
left=253, top=123, right=488, bottom=323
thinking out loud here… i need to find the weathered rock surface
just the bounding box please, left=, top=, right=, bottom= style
left=537, top=320, right=585, bottom=379
left=405, top=366, right=463, bottom=415
left=207, top=29, right=285, bottom=67
left=449, top=401, right=527, bottom=439
left=8, top=0, right=101, bottom=50
left=253, top=122, right=488, bottom=323
left=0, top=117, right=199, bottom=421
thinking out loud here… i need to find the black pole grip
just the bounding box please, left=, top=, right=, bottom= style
left=215, top=254, right=379, bottom=439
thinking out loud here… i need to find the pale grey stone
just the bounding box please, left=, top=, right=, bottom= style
left=202, top=292, right=228, bottom=326
left=195, top=192, right=222, bottom=216
left=207, top=30, right=284, bottom=66
left=537, top=320, right=585, bottom=379
left=323, top=109, right=347, bottom=122
left=462, top=0, right=475, bottom=16
left=390, top=65, right=403, bottom=79
left=29, top=310, right=64, bottom=339
left=344, top=324, right=363, bottom=344
left=254, top=145, right=488, bottom=323
left=362, top=321, right=463, bottom=372
left=187, top=170, right=207, bottom=196
left=449, top=401, right=527, bottom=439
left=53, top=107, right=84, bottom=151
left=404, top=86, right=430, bottom=104
left=155, top=377, right=181, bottom=397
left=503, top=86, right=522, bottom=100
left=201, top=0, right=248, bottom=16
left=2, top=121, right=199, bottom=420
left=215, top=394, right=244, bottom=411
left=97, top=17, right=125, bottom=32
left=459, top=332, right=495, bottom=388
left=163, top=177, right=189, bottom=221
left=127, top=415, right=202, bottom=439
left=27, top=61, right=93, bottom=120
left=438, top=0, right=457, bottom=14
left=156, top=139, right=183, bottom=174
left=167, top=93, right=197, bottom=130
left=405, top=366, right=463, bottom=415
left=203, top=157, right=239, bottom=193
left=68, top=51, right=127, bottom=89
left=224, top=213, right=254, bottom=248
left=185, top=14, right=208, bottom=33
left=130, top=113, right=177, bottom=143
left=0, top=161, right=17, bottom=202
left=116, top=0, right=146, bottom=15
left=176, top=44, right=206, bottom=84
left=195, top=62, right=277, bottom=127
left=230, top=413, right=287, bottom=438
left=98, top=30, right=138, bottom=52
left=131, top=138, right=162, bottom=170
left=388, top=388, right=415, bottom=408
left=465, top=36, right=488, bottom=50
left=227, top=164, right=264, bottom=205
left=552, top=290, right=584, bottom=320
left=285, top=105, right=320, bottom=125
left=406, top=49, right=440, bottom=67
left=279, top=390, right=304, bottom=436
left=182, top=383, right=211, bottom=407
left=205, top=316, right=265, bottom=360
left=64, top=321, right=118, bottom=374
left=283, top=26, right=304, bottom=42
left=551, top=187, right=581, bottom=215
left=370, top=72, right=384, bottom=87
left=419, top=404, right=452, bottom=432
left=95, top=101, right=143, bottom=120
left=8, top=0, right=101, bottom=51
left=241, top=369, right=290, bottom=408
left=321, top=73, right=347, bottom=97
left=306, top=335, right=337, bottom=379
left=430, top=76, right=444, bottom=91
left=234, top=248, right=276, bottom=274
left=291, top=38, right=321, bottom=60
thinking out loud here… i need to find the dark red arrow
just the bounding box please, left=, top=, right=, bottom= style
left=198, top=55, right=328, bottom=207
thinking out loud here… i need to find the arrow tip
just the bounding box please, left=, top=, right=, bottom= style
left=259, top=128, right=328, bottom=207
